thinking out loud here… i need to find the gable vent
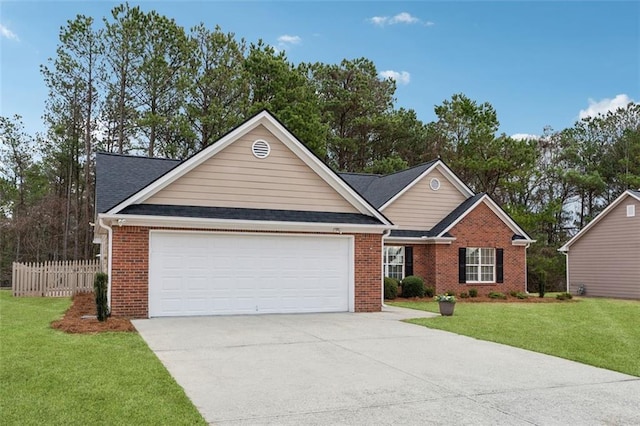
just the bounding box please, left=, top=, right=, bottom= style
left=252, top=139, right=271, bottom=159
left=430, top=178, right=441, bottom=191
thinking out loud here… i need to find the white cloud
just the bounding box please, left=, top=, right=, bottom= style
left=277, top=34, right=301, bottom=46
left=578, top=94, right=635, bottom=119
left=389, top=12, right=419, bottom=25
left=0, top=24, right=19, bottom=41
left=379, top=70, right=411, bottom=85
left=369, top=12, right=430, bottom=27
left=370, top=16, right=388, bottom=26
left=511, top=133, right=539, bottom=141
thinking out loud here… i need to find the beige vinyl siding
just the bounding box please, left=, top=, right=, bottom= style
left=382, top=168, right=467, bottom=229
left=568, top=197, right=640, bottom=299
left=146, top=125, right=359, bottom=213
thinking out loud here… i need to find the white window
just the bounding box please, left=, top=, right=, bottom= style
left=466, top=248, right=495, bottom=283
left=384, top=246, right=404, bottom=280
left=627, top=204, right=635, bottom=217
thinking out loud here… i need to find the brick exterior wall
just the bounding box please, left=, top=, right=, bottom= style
left=110, top=227, right=383, bottom=318
left=385, top=203, right=527, bottom=297
left=436, top=203, right=526, bottom=296
left=353, top=233, right=383, bottom=312
left=111, top=226, right=149, bottom=317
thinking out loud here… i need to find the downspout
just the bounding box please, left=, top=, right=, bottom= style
left=524, top=243, right=530, bottom=294
left=98, top=217, right=113, bottom=311
left=561, top=250, right=569, bottom=293
left=381, top=228, right=391, bottom=308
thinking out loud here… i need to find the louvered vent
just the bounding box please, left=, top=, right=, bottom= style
left=252, top=139, right=271, bottom=158
left=430, top=178, right=441, bottom=191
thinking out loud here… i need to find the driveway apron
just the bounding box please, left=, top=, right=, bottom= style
left=133, top=307, right=640, bottom=425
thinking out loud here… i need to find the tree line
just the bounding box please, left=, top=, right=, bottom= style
left=1, top=3, right=639, bottom=288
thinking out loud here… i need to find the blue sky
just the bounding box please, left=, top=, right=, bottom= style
left=1, top=1, right=638, bottom=139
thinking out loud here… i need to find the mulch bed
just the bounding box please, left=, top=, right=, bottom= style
left=393, top=295, right=576, bottom=303
left=51, top=292, right=136, bottom=334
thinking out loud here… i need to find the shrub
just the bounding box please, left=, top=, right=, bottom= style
left=516, top=292, right=528, bottom=299
left=401, top=275, right=425, bottom=298
left=488, top=291, right=507, bottom=300
left=509, top=291, right=518, bottom=297
left=424, top=286, right=435, bottom=298
left=94, top=272, right=109, bottom=322
left=556, top=292, right=573, bottom=300
left=384, top=277, right=399, bottom=300
left=468, top=288, right=478, bottom=298
left=459, top=292, right=469, bottom=299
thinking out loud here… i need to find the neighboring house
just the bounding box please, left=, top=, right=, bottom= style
left=559, top=190, right=640, bottom=299
left=95, top=110, right=534, bottom=318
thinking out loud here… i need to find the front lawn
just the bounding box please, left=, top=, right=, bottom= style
left=0, top=290, right=206, bottom=425
left=391, top=297, right=640, bottom=377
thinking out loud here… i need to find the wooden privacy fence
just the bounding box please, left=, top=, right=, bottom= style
left=12, top=260, right=100, bottom=297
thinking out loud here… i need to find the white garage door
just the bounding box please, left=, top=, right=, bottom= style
left=149, top=232, right=353, bottom=317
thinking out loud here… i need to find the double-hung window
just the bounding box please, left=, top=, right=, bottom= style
left=384, top=246, right=404, bottom=280
left=465, top=248, right=495, bottom=283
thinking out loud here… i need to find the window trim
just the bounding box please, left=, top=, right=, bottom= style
left=465, top=247, right=496, bottom=283
left=383, top=246, right=405, bottom=280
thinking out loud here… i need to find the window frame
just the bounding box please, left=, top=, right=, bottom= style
left=383, top=246, right=405, bottom=281
left=465, top=247, right=496, bottom=283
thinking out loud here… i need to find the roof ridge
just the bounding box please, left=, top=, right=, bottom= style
left=377, top=159, right=439, bottom=178
left=96, top=151, right=182, bottom=162
left=339, top=171, right=382, bottom=177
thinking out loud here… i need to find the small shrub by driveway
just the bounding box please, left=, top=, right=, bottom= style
left=0, top=290, right=206, bottom=425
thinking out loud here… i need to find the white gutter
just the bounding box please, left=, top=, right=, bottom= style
left=98, top=217, right=113, bottom=311
left=99, top=213, right=396, bottom=234
left=381, top=228, right=391, bottom=308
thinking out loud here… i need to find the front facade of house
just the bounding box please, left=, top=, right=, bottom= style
left=341, top=163, right=533, bottom=297
left=559, top=190, right=640, bottom=299
left=95, top=111, right=533, bottom=318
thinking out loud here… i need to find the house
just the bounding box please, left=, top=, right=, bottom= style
left=94, top=110, right=534, bottom=318
left=559, top=190, right=640, bottom=299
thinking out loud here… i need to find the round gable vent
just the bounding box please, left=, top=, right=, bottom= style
left=430, top=178, right=441, bottom=191
left=252, top=139, right=271, bottom=159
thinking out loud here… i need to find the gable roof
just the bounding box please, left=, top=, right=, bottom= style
left=384, top=193, right=534, bottom=243
left=559, top=189, right=640, bottom=252
left=435, top=193, right=534, bottom=242
left=339, top=160, right=474, bottom=209
left=97, top=110, right=391, bottom=226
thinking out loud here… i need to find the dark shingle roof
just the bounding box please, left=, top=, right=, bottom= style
left=120, top=204, right=383, bottom=225
left=339, top=160, right=438, bottom=208
left=429, top=193, right=485, bottom=237
left=96, top=152, right=180, bottom=213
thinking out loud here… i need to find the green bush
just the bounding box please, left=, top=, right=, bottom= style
left=424, top=286, right=435, bottom=298
left=556, top=292, right=573, bottom=300
left=401, top=275, right=425, bottom=298
left=516, top=292, right=529, bottom=299
left=488, top=291, right=507, bottom=300
left=384, top=277, right=399, bottom=300
left=94, top=272, right=109, bottom=322
left=459, top=292, right=469, bottom=299
left=509, top=291, right=518, bottom=297
left=468, top=288, right=478, bottom=298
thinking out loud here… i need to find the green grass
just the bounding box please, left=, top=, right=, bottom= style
left=391, top=298, right=640, bottom=377
left=0, top=290, right=206, bottom=425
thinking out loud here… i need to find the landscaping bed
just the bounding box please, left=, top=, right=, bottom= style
left=391, top=293, right=574, bottom=304
left=51, top=292, right=135, bottom=333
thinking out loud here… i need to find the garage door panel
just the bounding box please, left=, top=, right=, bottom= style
left=149, top=232, right=352, bottom=317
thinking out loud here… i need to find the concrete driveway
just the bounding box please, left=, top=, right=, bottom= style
left=133, top=307, right=640, bottom=425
